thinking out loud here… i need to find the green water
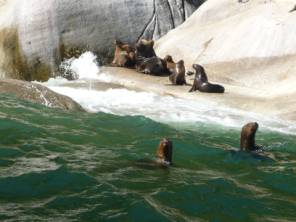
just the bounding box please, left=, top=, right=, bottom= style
left=0, top=94, right=295, bottom=222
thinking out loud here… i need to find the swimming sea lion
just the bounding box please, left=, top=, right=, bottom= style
left=169, top=60, right=187, bottom=85
left=112, top=40, right=136, bottom=68
left=156, top=138, right=173, bottom=166
left=240, top=122, right=262, bottom=151
left=189, top=64, right=225, bottom=93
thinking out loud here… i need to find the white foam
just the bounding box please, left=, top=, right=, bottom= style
left=59, top=51, right=100, bottom=80
left=39, top=51, right=296, bottom=135
left=47, top=86, right=296, bottom=135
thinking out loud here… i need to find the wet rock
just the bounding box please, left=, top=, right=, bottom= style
left=0, top=79, right=84, bottom=111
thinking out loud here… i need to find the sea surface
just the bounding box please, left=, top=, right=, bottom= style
left=0, top=52, right=295, bottom=222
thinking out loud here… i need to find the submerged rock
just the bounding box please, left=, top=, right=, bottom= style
left=0, top=0, right=205, bottom=81
left=0, top=79, right=84, bottom=111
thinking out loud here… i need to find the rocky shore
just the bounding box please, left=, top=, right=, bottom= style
left=0, top=79, right=84, bottom=111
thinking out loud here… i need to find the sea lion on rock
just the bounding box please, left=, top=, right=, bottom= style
left=135, top=39, right=156, bottom=58
left=163, top=55, right=176, bottom=73
left=135, top=39, right=168, bottom=75
left=112, top=40, right=136, bottom=68
left=156, top=138, right=173, bottom=166
left=169, top=60, right=187, bottom=85
left=240, top=122, right=262, bottom=151
left=289, top=5, right=296, bottom=13
left=189, top=64, right=225, bottom=93
left=136, top=57, right=167, bottom=75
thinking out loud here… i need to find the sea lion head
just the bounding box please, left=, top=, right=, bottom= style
left=114, top=39, right=124, bottom=46
left=192, top=64, right=208, bottom=82
left=164, top=55, right=174, bottom=63
left=192, top=64, right=204, bottom=73
left=136, top=39, right=156, bottom=58
left=156, top=138, right=173, bottom=165
left=177, top=60, right=184, bottom=67
left=240, top=122, right=259, bottom=151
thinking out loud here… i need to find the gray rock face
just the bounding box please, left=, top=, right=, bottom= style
left=0, top=79, right=84, bottom=111
left=0, top=0, right=205, bottom=81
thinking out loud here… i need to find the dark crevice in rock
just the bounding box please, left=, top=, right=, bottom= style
left=166, top=0, right=176, bottom=29
left=181, top=0, right=186, bottom=21
left=138, top=0, right=205, bottom=41
left=137, top=0, right=156, bottom=41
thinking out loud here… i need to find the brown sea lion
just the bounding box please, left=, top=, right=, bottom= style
left=156, top=138, right=173, bottom=166
left=189, top=64, right=225, bottom=93
left=112, top=40, right=136, bottom=68
left=135, top=39, right=168, bottom=76
left=169, top=60, right=187, bottom=85
left=163, top=55, right=176, bottom=73
left=240, top=122, right=262, bottom=151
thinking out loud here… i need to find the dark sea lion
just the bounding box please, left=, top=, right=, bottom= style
left=240, top=122, right=262, bottom=151
left=189, top=64, right=225, bottom=93
left=289, top=5, right=296, bottom=13
left=135, top=39, right=168, bottom=75
left=112, top=40, right=136, bottom=68
left=156, top=138, right=173, bottom=166
left=136, top=57, right=167, bottom=75
left=169, top=60, right=187, bottom=85
left=135, top=39, right=156, bottom=58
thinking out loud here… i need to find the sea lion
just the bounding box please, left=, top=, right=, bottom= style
left=289, top=5, right=296, bottom=13
left=240, top=122, right=262, bottom=151
left=163, top=55, right=176, bottom=73
left=169, top=60, right=187, bottom=85
left=135, top=39, right=156, bottom=58
left=112, top=40, right=136, bottom=68
left=135, top=39, right=168, bottom=75
left=189, top=64, right=225, bottom=93
left=156, top=138, right=173, bottom=166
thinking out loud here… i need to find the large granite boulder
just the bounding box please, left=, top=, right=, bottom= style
left=155, top=0, right=296, bottom=119
left=0, top=0, right=205, bottom=81
left=0, top=79, right=84, bottom=111
left=155, top=0, right=296, bottom=90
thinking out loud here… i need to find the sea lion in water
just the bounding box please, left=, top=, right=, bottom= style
left=156, top=138, right=173, bottom=166
left=240, top=122, right=262, bottom=151
left=135, top=39, right=168, bottom=75
left=112, top=40, right=136, bottom=68
left=189, top=64, right=225, bottom=93
left=169, top=60, right=187, bottom=85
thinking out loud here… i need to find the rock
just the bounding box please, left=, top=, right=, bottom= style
left=155, top=0, right=296, bottom=96
left=0, top=0, right=205, bottom=81
left=155, top=0, right=296, bottom=120
left=0, top=79, right=84, bottom=111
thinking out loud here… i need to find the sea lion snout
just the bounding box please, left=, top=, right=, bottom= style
left=192, top=64, right=202, bottom=70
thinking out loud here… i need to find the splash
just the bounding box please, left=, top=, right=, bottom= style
left=59, top=52, right=100, bottom=80
left=40, top=51, right=296, bottom=135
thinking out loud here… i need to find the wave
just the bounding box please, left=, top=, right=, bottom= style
left=40, top=52, right=296, bottom=135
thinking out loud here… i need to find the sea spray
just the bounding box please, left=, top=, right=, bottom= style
left=59, top=52, right=101, bottom=89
